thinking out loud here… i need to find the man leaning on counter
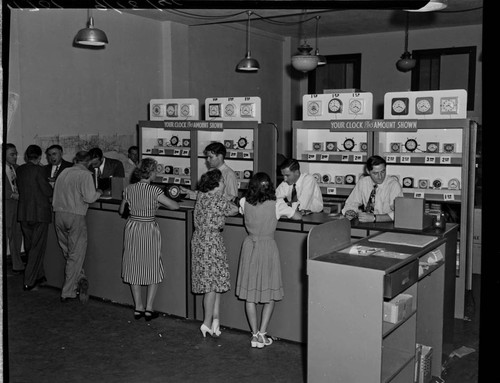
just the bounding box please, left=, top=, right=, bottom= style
left=342, top=155, right=403, bottom=223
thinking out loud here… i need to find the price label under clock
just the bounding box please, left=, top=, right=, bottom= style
left=174, top=177, right=181, bottom=184
left=326, top=187, right=337, bottom=195
left=230, top=151, right=237, bottom=158
left=353, top=154, right=363, bottom=162
left=440, top=156, right=451, bottom=164
left=386, top=155, right=396, bottom=163
left=173, top=149, right=181, bottom=156
left=400, top=156, right=411, bottom=163
left=444, top=193, right=455, bottom=201
left=341, top=155, right=349, bottom=162
left=425, top=156, right=436, bottom=164
left=414, top=192, right=424, bottom=199
left=320, top=154, right=329, bottom=161
left=308, top=154, right=316, bottom=160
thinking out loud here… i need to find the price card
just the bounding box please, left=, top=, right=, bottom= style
left=400, top=156, right=411, bottom=163
left=341, top=155, right=349, bottom=162
left=320, top=154, right=329, bottom=161
left=425, top=156, right=436, bottom=164
left=184, top=179, right=191, bottom=185
left=174, top=177, right=181, bottom=184
left=182, top=149, right=189, bottom=156
left=158, top=149, right=165, bottom=155
left=326, top=187, right=337, bottom=195
left=443, top=193, right=455, bottom=201
left=386, top=155, right=396, bottom=163
left=162, top=177, right=170, bottom=183
left=237, top=182, right=241, bottom=188
left=414, top=192, right=424, bottom=199
left=243, top=152, right=251, bottom=159
left=353, top=154, right=363, bottom=162
left=440, top=156, right=451, bottom=164
left=308, top=154, right=316, bottom=160
left=229, top=151, right=237, bottom=158
left=173, top=149, right=181, bottom=156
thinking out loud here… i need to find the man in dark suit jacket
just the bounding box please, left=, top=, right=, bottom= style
left=44, top=144, right=73, bottom=187
left=16, top=144, right=53, bottom=291
left=87, top=147, right=125, bottom=190
left=3, top=143, right=24, bottom=273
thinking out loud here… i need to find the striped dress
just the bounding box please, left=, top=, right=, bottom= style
left=121, top=182, right=164, bottom=285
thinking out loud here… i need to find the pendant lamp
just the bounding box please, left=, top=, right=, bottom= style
left=75, top=10, right=109, bottom=47
left=314, top=16, right=327, bottom=67
left=236, top=11, right=260, bottom=72
left=395, top=13, right=416, bottom=72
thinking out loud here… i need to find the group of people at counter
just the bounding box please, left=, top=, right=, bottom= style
left=4, top=140, right=403, bottom=348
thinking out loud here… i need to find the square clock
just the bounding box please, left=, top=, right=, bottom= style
left=391, top=98, right=409, bottom=116
left=415, top=97, right=433, bottom=115
left=440, top=97, right=459, bottom=114
left=208, top=103, right=222, bottom=118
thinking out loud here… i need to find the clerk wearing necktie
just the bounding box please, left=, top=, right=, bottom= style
left=342, top=155, right=403, bottom=223
left=44, top=144, right=73, bottom=186
left=275, top=158, right=323, bottom=217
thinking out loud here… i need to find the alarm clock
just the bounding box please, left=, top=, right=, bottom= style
left=312, top=142, right=324, bottom=151
left=156, top=164, right=164, bottom=173
left=165, top=184, right=183, bottom=201
left=344, top=174, right=356, bottom=185
left=390, top=142, right=402, bottom=153
left=418, top=179, right=429, bottom=189
left=240, top=103, right=255, bottom=118
left=151, top=104, right=164, bottom=118
left=440, top=97, right=459, bottom=114
left=335, top=175, right=345, bottom=184
left=307, top=101, right=322, bottom=116
left=348, top=99, right=364, bottom=114
left=235, top=171, right=242, bottom=179
left=415, top=97, right=433, bottom=115
left=326, top=142, right=337, bottom=151
left=405, top=138, right=418, bottom=152
left=208, top=103, right=222, bottom=117
left=359, top=142, right=368, bottom=152
left=322, top=174, right=332, bottom=183
left=402, top=177, right=414, bottom=188
left=182, top=139, right=191, bottom=147
left=166, top=103, right=178, bottom=117
left=243, top=170, right=253, bottom=179
left=224, top=140, right=234, bottom=149
left=432, top=178, right=443, bottom=189
left=448, top=178, right=460, bottom=190
left=164, top=165, right=173, bottom=174
left=443, top=143, right=456, bottom=153
left=391, top=98, right=409, bottom=116
left=342, top=138, right=355, bottom=151
left=237, top=137, right=248, bottom=149
left=224, top=103, right=236, bottom=117
left=426, top=142, right=440, bottom=153
left=183, top=167, right=190, bottom=175
left=157, top=138, right=164, bottom=146
left=173, top=167, right=181, bottom=176
left=313, top=173, right=322, bottom=183
left=328, top=98, right=343, bottom=113
left=180, top=104, right=192, bottom=117
left=170, top=136, right=179, bottom=146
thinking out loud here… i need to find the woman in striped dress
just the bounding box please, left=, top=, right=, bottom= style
left=119, top=158, right=179, bottom=321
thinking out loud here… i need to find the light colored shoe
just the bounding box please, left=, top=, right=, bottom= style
left=211, top=319, right=221, bottom=337
left=200, top=323, right=213, bottom=338
left=257, top=331, right=273, bottom=347
left=250, top=332, right=263, bottom=348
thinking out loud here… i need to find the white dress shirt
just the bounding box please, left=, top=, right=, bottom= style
left=276, top=172, right=323, bottom=213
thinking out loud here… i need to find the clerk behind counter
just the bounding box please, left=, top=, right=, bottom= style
left=342, top=155, right=403, bottom=223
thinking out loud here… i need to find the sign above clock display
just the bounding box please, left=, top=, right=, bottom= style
left=302, top=92, right=373, bottom=121
left=150, top=98, right=200, bottom=121
left=383, top=89, right=467, bottom=119
left=205, top=97, right=261, bottom=123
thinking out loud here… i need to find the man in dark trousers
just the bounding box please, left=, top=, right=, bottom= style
left=16, top=144, right=53, bottom=291
left=44, top=144, right=73, bottom=187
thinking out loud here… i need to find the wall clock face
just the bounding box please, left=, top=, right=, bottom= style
left=166, top=104, right=178, bottom=117
left=224, top=140, right=233, bottom=149
left=348, top=99, right=363, bottom=114
left=182, top=139, right=190, bottom=147
left=224, top=103, right=236, bottom=117
left=440, top=97, right=459, bottom=114
left=326, top=142, right=337, bottom=151
left=418, top=179, right=429, bottom=189
left=443, top=143, right=456, bottom=153
left=307, top=101, right=322, bottom=116
left=343, top=138, right=355, bottom=151
left=164, top=165, right=173, bottom=174
left=237, top=137, right=248, bottom=149
left=152, top=104, right=163, bottom=117
left=335, top=176, right=344, bottom=184
left=328, top=98, right=343, bottom=113
left=391, top=98, right=409, bottom=115
left=405, top=138, right=418, bottom=152
left=415, top=97, right=433, bottom=115
left=426, top=142, right=439, bottom=153
left=322, top=174, right=331, bottom=183
left=240, top=103, right=254, bottom=117
left=448, top=178, right=460, bottom=190
left=402, top=177, right=414, bottom=188
left=345, top=174, right=355, bottom=185
left=432, top=178, right=443, bottom=189
left=360, top=142, right=368, bottom=152
left=243, top=170, right=253, bottom=179
left=390, top=142, right=401, bottom=153
left=170, top=136, right=179, bottom=146
left=208, top=103, right=221, bottom=117
left=183, top=167, right=190, bottom=175
left=180, top=104, right=192, bottom=117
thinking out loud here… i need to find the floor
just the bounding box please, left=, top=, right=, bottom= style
left=4, top=264, right=481, bottom=383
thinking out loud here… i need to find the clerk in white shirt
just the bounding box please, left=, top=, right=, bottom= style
left=275, top=158, right=323, bottom=215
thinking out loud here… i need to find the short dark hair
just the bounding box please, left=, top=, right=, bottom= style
left=88, top=147, right=103, bottom=160
left=366, top=155, right=387, bottom=171
left=203, top=142, right=226, bottom=158
left=197, top=168, right=222, bottom=193
left=280, top=158, right=300, bottom=172
left=74, top=150, right=90, bottom=164
left=128, top=146, right=139, bottom=154
left=245, top=172, right=276, bottom=205
left=46, top=144, right=63, bottom=154
left=3, top=143, right=16, bottom=151
left=25, top=145, right=42, bottom=160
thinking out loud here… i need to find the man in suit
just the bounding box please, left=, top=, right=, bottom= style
left=16, top=144, right=53, bottom=291
left=4, top=143, right=24, bottom=273
left=44, top=144, right=73, bottom=187
left=88, top=147, right=125, bottom=191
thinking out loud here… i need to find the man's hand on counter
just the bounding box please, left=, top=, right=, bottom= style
left=344, top=210, right=358, bottom=221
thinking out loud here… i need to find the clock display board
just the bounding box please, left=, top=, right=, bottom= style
left=302, top=92, right=373, bottom=121
left=205, top=97, right=261, bottom=122
left=150, top=98, right=200, bottom=121
left=383, top=89, right=467, bottom=119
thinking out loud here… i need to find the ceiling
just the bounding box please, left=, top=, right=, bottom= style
left=123, top=0, right=483, bottom=39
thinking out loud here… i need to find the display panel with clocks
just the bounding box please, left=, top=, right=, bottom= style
left=302, top=92, right=373, bottom=120
left=383, top=89, right=467, bottom=119
left=149, top=98, right=200, bottom=121
left=204, top=97, right=262, bottom=122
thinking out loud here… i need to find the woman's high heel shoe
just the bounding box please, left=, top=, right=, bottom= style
left=257, top=331, right=273, bottom=347
left=211, top=319, right=221, bottom=337
left=200, top=324, right=213, bottom=338
left=251, top=332, right=263, bottom=348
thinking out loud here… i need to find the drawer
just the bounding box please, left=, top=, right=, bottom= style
left=384, top=260, right=418, bottom=299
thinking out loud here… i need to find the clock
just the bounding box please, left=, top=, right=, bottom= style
left=157, top=138, right=164, bottom=146
left=322, top=174, right=332, bottom=183
left=243, top=170, right=253, bottom=179
left=448, top=178, right=460, bottom=190
left=405, top=138, right=418, bottom=152
left=173, top=167, right=181, bottom=175
left=390, top=142, right=402, bottom=153
left=328, top=98, right=343, bottom=113
left=170, top=136, right=179, bottom=146
left=313, top=173, right=322, bottom=183
left=307, top=101, right=322, bottom=116
left=415, top=97, right=433, bottom=115
left=224, top=140, right=233, bottom=149
left=402, top=177, right=414, bottom=188
left=342, top=138, right=355, bottom=151
left=360, top=142, right=368, bottom=152
left=391, top=98, right=409, bottom=115
left=182, top=139, right=191, bottom=147
left=164, top=165, right=173, bottom=174
left=344, top=174, right=356, bottom=185
left=443, top=143, right=456, bottom=153
left=440, top=97, right=459, bottom=114
left=326, top=141, right=337, bottom=151
left=312, top=142, right=324, bottom=151
left=224, top=103, right=236, bottom=117
left=418, top=179, right=429, bottom=189
left=152, top=104, right=163, bottom=117
left=348, top=99, right=363, bottom=114
left=335, top=176, right=344, bottom=184
left=426, top=142, right=439, bottom=153
left=432, top=178, right=443, bottom=189
left=180, top=104, right=192, bottom=117
left=165, top=184, right=182, bottom=201
left=156, top=164, right=164, bottom=173
left=240, top=103, right=254, bottom=118
left=208, top=103, right=221, bottom=117
left=183, top=167, right=190, bottom=175
left=166, top=104, right=178, bottom=117
left=237, top=137, right=248, bottom=149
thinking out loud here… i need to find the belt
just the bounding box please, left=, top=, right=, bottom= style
left=129, top=215, right=155, bottom=222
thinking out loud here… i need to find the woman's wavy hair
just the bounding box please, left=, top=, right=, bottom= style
left=197, top=168, right=222, bottom=193
left=245, top=172, right=276, bottom=205
left=131, top=157, right=157, bottom=184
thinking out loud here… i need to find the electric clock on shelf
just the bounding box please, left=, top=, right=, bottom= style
left=224, top=140, right=234, bottom=149
left=418, top=179, right=429, bottom=189
left=405, top=138, right=419, bottom=152
left=237, top=137, right=248, bottom=149
left=391, top=98, right=409, bottom=116
left=243, top=170, right=253, bottom=179
left=156, top=164, right=164, bottom=173
left=440, top=97, right=459, bottom=115
left=183, top=167, right=190, bottom=176
left=164, top=166, right=173, bottom=174
left=348, top=99, right=364, bottom=115
left=157, top=138, right=164, bottom=147
left=342, top=138, right=355, bottom=151
left=390, top=143, right=402, bottom=153
left=448, top=178, right=460, bottom=190
left=224, top=103, right=236, bottom=117
left=151, top=104, right=164, bottom=118
left=307, top=101, right=322, bottom=116
left=359, top=142, right=368, bottom=152
left=166, top=104, right=178, bottom=117
left=312, top=142, right=324, bottom=151
left=335, top=176, right=344, bottom=184
left=322, top=174, right=332, bottom=183
left=344, top=174, right=356, bottom=185
left=170, top=136, right=179, bottom=146
left=402, top=177, right=414, bottom=188
left=328, top=98, right=343, bottom=114
left=182, top=139, right=191, bottom=147
left=313, top=173, right=322, bottom=183
left=208, top=103, right=222, bottom=118
left=415, top=97, right=433, bottom=115
left=240, top=103, right=254, bottom=118
left=443, top=143, right=456, bottom=153
left=432, top=178, right=443, bottom=189
left=426, top=142, right=440, bottom=153
left=180, top=104, right=192, bottom=117
left=326, top=142, right=337, bottom=151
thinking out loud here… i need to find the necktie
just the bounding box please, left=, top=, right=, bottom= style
left=9, top=165, right=18, bottom=193
left=291, top=183, right=298, bottom=203
left=365, top=184, right=377, bottom=213
left=52, top=165, right=60, bottom=178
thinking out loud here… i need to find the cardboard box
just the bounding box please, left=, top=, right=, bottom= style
left=383, top=293, right=413, bottom=323
left=394, top=197, right=434, bottom=230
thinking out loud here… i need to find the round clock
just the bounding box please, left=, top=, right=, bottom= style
left=156, top=164, right=164, bottom=173
left=243, top=170, right=253, bottom=179
left=360, top=142, right=368, bottom=152
left=313, top=173, right=322, bottom=183
left=225, top=103, right=236, bottom=117
left=448, top=178, right=460, bottom=190
left=440, top=98, right=458, bottom=113
left=237, top=137, right=248, bottom=149
left=326, top=142, right=337, bottom=151
left=165, top=184, right=182, bottom=201
left=416, top=98, right=432, bottom=114
left=322, top=174, right=331, bottom=183
left=426, top=142, right=439, bottom=153
left=240, top=104, right=253, bottom=116
left=390, top=143, right=401, bottom=153
left=402, top=177, right=414, bottom=188
left=307, top=101, right=321, bottom=116
left=312, top=142, right=323, bottom=151
left=405, top=138, right=418, bottom=152
left=166, top=105, right=177, bottom=117
left=328, top=98, right=343, bottom=113
left=349, top=99, right=363, bottom=114
left=443, top=143, right=455, bottom=153
left=392, top=100, right=407, bottom=114
left=343, top=138, right=355, bottom=151
left=182, top=139, right=190, bottom=147
left=152, top=105, right=162, bottom=116
left=164, top=165, right=173, bottom=174
left=157, top=138, right=164, bottom=146
left=183, top=167, right=190, bottom=175
left=418, top=179, right=429, bottom=189
left=432, top=178, right=443, bottom=189
left=224, top=141, right=233, bottom=149
left=170, top=136, right=179, bottom=146
left=345, top=174, right=355, bottom=185
left=180, top=104, right=191, bottom=117
left=335, top=176, right=344, bottom=184
left=209, top=104, right=220, bottom=117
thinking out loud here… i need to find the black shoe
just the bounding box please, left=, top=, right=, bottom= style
left=60, top=296, right=78, bottom=303
left=134, top=310, right=146, bottom=320
left=23, top=284, right=39, bottom=291
left=77, top=278, right=89, bottom=304
left=145, top=310, right=159, bottom=322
